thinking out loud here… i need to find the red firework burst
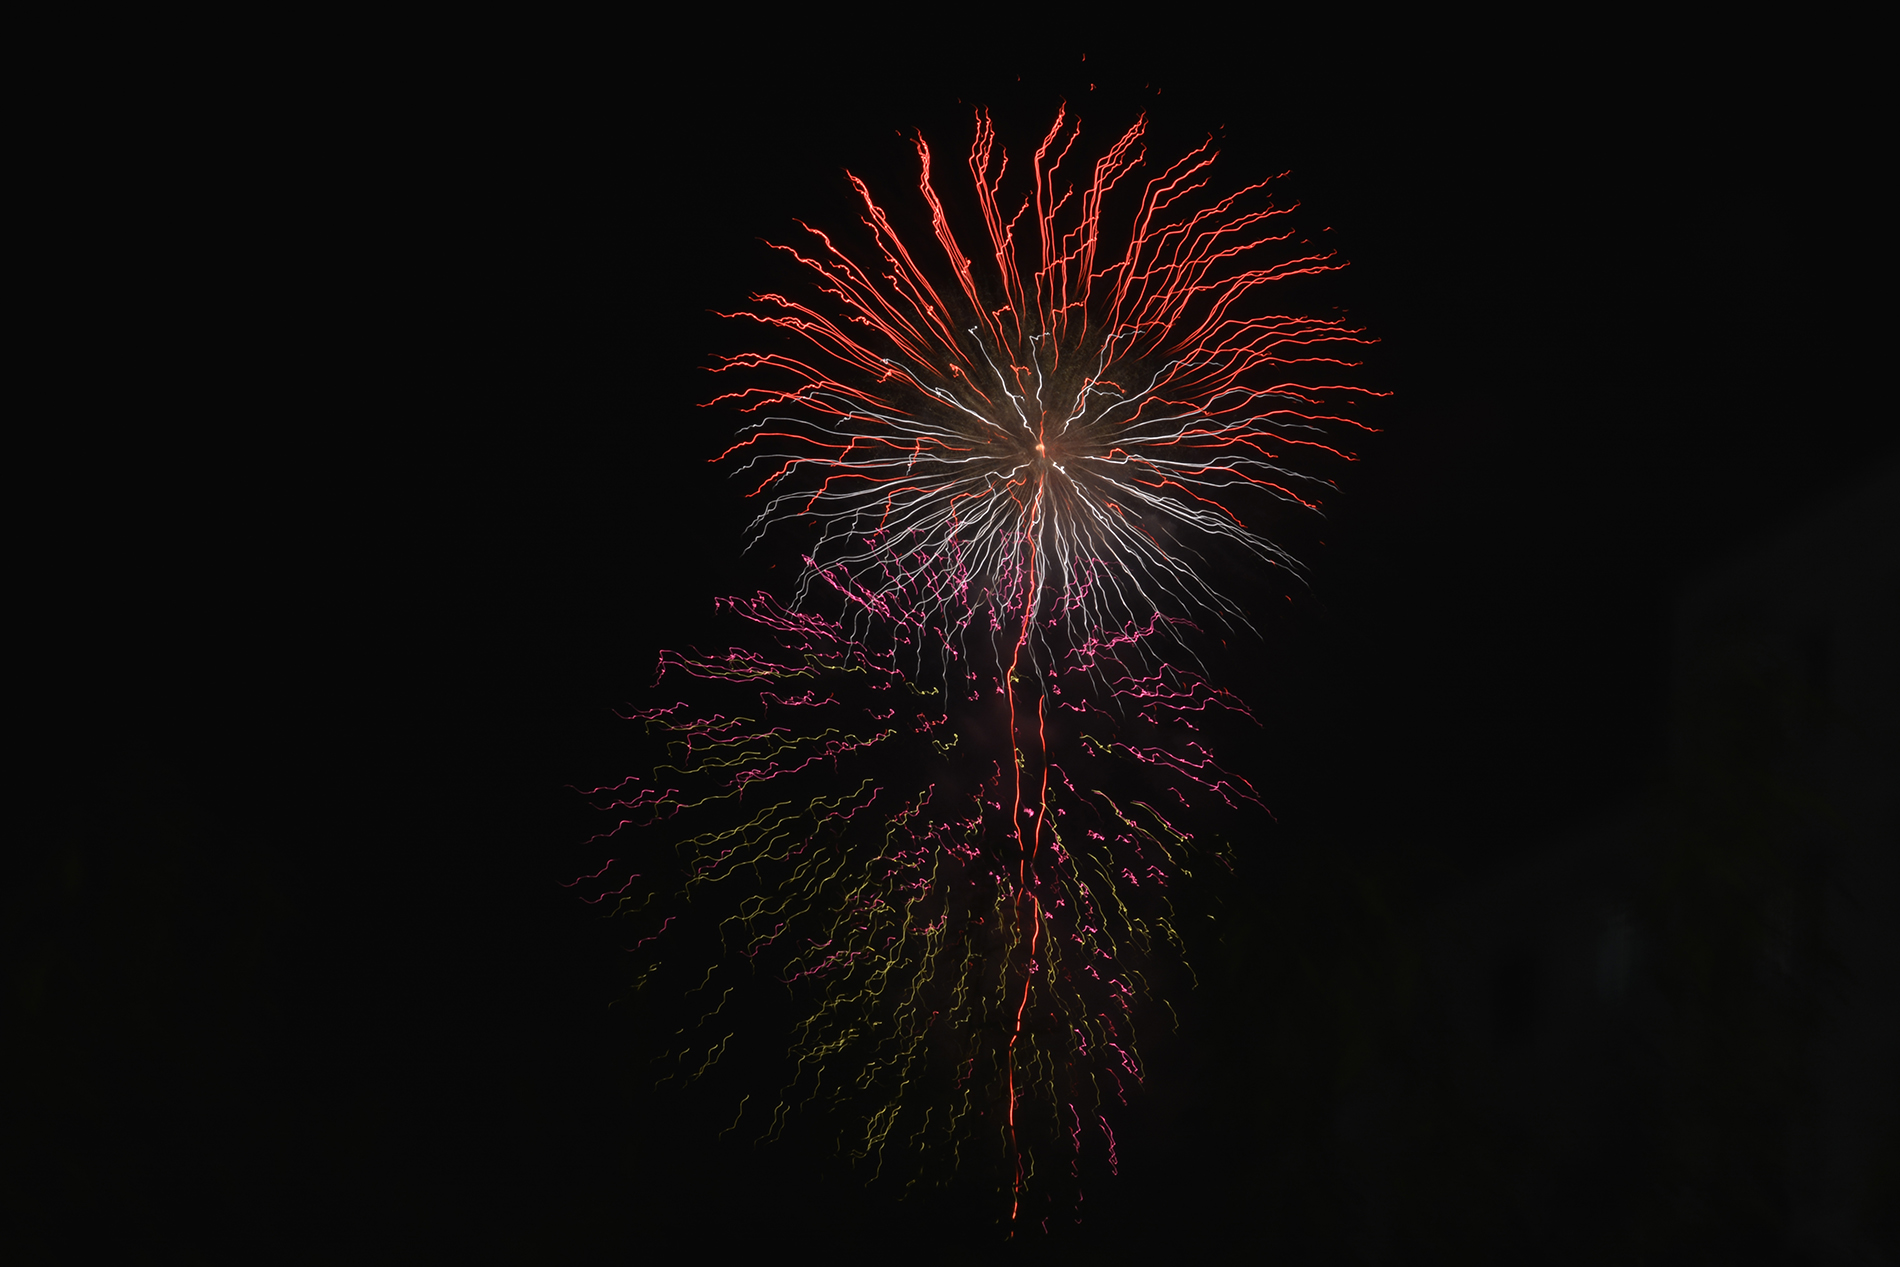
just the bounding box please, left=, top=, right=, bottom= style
left=582, top=108, right=1377, bottom=1233
left=713, top=106, right=1377, bottom=669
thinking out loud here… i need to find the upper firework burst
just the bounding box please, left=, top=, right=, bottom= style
left=712, top=108, right=1377, bottom=673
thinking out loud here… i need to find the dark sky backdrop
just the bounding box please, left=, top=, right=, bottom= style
left=17, top=29, right=1890, bottom=1260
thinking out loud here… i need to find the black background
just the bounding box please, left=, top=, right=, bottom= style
left=12, top=24, right=1891, bottom=1261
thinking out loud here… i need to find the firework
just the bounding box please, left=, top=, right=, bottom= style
left=576, top=108, right=1376, bottom=1230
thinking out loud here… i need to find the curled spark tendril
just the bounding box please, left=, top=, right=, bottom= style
left=578, top=108, right=1378, bottom=1229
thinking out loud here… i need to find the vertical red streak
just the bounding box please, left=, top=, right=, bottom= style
left=1005, top=463, right=1047, bottom=1227
left=845, top=174, right=970, bottom=364
left=918, top=133, right=1007, bottom=353
left=968, top=110, right=1026, bottom=345
left=1072, top=116, right=1145, bottom=343
left=1031, top=109, right=1079, bottom=337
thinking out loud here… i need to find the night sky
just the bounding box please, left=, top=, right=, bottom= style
left=14, top=31, right=1892, bottom=1260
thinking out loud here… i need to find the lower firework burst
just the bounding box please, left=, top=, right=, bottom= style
left=572, top=107, right=1377, bottom=1231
